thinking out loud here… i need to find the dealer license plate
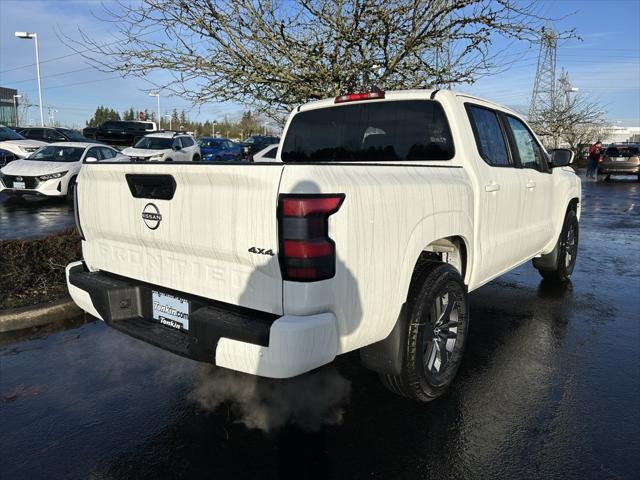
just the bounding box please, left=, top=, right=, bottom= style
left=152, top=291, right=190, bottom=331
left=13, top=181, right=26, bottom=189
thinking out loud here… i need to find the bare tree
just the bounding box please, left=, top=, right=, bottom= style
left=62, top=0, right=572, bottom=118
left=529, top=92, right=608, bottom=151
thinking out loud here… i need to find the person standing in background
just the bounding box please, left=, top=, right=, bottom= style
left=587, top=140, right=602, bottom=180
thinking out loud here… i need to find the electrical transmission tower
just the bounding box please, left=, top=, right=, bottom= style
left=529, top=26, right=558, bottom=119
left=557, top=69, right=578, bottom=108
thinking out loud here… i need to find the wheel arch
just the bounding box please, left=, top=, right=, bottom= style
left=397, top=211, right=474, bottom=307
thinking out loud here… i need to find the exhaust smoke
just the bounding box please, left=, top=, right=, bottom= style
left=188, top=364, right=351, bottom=433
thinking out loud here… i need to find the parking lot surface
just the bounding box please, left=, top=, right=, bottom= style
left=0, top=193, right=75, bottom=239
left=1, top=177, right=638, bottom=479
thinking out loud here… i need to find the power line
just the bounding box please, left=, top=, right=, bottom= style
left=8, top=66, right=101, bottom=85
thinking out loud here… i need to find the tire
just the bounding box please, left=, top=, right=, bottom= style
left=193, top=154, right=201, bottom=162
left=66, top=176, right=77, bottom=201
left=534, top=209, right=579, bottom=283
left=215, top=155, right=221, bottom=162
left=604, top=174, right=611, bottom=182
left=379, top=262, right=469, bottom=402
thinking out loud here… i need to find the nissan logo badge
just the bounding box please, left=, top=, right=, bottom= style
left=142, top=203, right=162, bottom=230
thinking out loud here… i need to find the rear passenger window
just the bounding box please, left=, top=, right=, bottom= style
left=467, top=105, right=511, bottom=167
left=506, top=116, right=544, bottom=171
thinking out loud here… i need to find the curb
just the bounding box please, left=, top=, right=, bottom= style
left=0, top=296, right=82, bottom=333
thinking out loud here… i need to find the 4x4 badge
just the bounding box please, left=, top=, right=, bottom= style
left=248, top=247, right=275, bottom=256
left=142, top=203, right=162, bottom=230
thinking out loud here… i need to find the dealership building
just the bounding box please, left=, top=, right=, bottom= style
left=0, top=86, right=19, bottom=127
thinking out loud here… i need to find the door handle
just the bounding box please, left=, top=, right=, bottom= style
left=526, top=181, right=536, bottom=189
left=485, top=183, right=501, bottom=192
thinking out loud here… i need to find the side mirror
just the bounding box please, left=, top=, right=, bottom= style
left=550, top=148, right=574, bottom=168
left=172, top=144, right=181, bottom=151
left=85, top=156, right=98, bottom=163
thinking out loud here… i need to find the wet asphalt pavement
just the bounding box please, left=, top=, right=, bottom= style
left=1, top=176, right=639, bottom=479
left=0, top=192, right=75, bottom=239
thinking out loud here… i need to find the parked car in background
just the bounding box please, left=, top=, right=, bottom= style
left=0, top=142, right=125, bottom=199
left=82, top=126, right=97, bottom=139
left=252, top=143, right=279, bottom=162
left=19, top=127, right=94, bottom=143
left=91, top=120, right=158, bottom=147
left=121, top=132, right=200, bottom=162
left=598, top=144, right=640, bottom=181
left=198, top=137, right=242, bottom=161
left=0, top=125, right=46, bottom=159
left=239, top=135, right=279, bottom=161
left=0, top=148, right=18, bottom=168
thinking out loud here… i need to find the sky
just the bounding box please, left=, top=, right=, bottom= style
left=0, top=0, right=638, bottom=128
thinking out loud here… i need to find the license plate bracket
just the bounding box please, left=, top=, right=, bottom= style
left=152, top=291, right=190, bottom=331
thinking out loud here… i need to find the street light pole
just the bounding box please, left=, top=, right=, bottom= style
left=164, top=114, right=171, bottom=130
left=149, top=92, right=161, bottom=129
left=212, top=120, right=217, bottom=137
left=15, top=32, right=44, bottom=126
left=12, top=94, right=22, bottom=127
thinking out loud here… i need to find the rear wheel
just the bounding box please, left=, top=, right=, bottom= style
left=193, top=154, right=201, bottom=162
left=534, top=209, right=579, bottom=283
left=379, top=263, right=469, bottom=402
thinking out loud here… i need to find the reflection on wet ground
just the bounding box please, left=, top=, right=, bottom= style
left=1, top=177, right=638, bottom=479
left=0, top=193, right=74, bottom=239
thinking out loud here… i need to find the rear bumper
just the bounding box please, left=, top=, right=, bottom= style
left=599, top=164, right=640, bottom=174
left=66, top=261, right=338, bottom=378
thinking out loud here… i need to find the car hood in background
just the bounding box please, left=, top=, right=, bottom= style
left=0, top=159, right=79, bottom=176
left=120, top=147, right=168, bottom=158
left=1, top=139, right=47, bottom=149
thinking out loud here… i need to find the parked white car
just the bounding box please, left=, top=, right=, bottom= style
left=252, top=144, right=279, bottom=162
left=67, top=89, right=580, bottom=401
left=0, top=142, right=125, bottom=198
left=0, top=125, right=46, bottom=158
left=121, top=132, right=201, bottom=162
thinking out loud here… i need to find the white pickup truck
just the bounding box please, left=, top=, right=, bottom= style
left=66, top=89, right=580, bottom=401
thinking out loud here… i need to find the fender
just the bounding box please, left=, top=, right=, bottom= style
left=540, top=171, right=581, bottom=254
left=356, top=210, right=474, bottom=353
left=397, top=210, right=473, bottom=299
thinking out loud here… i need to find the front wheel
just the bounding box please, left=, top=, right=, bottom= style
left=534, top=209, right=579, bottom=283
left=379, top=263, right=469, bottom=402
left=66, top=176, right=77, bottom=201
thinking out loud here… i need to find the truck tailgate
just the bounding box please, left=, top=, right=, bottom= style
left=77, top=163, right=284, bottom=315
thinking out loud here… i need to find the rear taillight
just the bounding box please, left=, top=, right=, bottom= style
left=278, top=194, right=345, bottom=282
left=334, top=91, right=385, bottom=103
left=73, top=183, right=85, bottom=240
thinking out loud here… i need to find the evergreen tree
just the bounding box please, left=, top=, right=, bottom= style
left=86, top=106, right=121, bottom=127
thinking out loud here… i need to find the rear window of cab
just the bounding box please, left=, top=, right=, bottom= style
left=281, top=100, right=454, bottom=162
